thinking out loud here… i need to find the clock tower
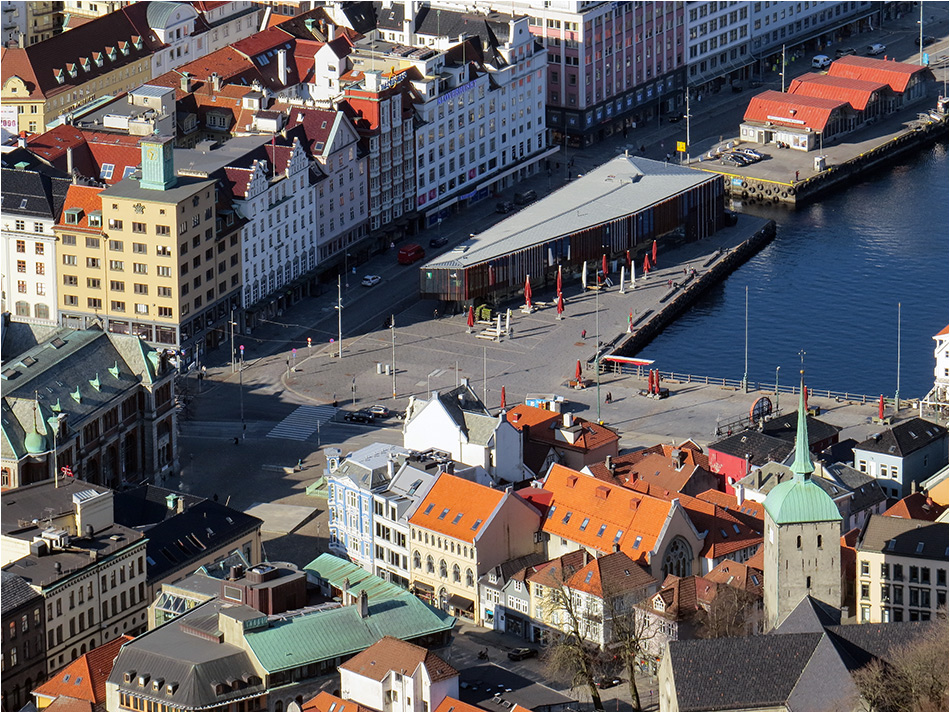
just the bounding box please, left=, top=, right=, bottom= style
left=139, top=135, right=177, bottom=191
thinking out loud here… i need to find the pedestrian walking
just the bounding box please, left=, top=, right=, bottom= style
left=668, top=278, right=673, bottom=289
left=639, top=144, right=646, bottom=153
left=795, top=170, right=800, bottom=182
left=509, top=326, right=515, bottom=339
left=581, top=329, right=587, bottom=339
left=605, top=392, right=612, bottom=404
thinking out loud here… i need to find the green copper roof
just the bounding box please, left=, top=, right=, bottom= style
left=764, top=373, right=841, bottom=524
left=244, top=554, right=456, bottom=673
left=764, top=477, right=842, bottom=524
left=23, top=429, right=46, bottom=455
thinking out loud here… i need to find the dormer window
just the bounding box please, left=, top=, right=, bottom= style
left=93, top=52, right=103, bottom=67
left=124, top=671, right=136, bottom=684
left=54, top=68, right=65, bottom=84
left=80, top=57, right=91, bottom=72
left=67, top=64, right=77, bottom=79
left=132, top=35, right=143, bottom=50
left=100, top=164, right=115, bottom=180
left=88, top=211, right=102, bottom=227
left=107, top=47, right=117, bottom=61
left=64, top=208, right=83, bottom=224
left=137, top=674, right=149, bottom=687
left=119, top=41, right=130, bottom=55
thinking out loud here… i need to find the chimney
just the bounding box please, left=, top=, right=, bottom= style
left=461, top=377, right=470, bottom=387
left=211, top=72, right=221, bottom=92
left=17, top=131, right=27, bottom=149
left=326, top=21, right=336, bottom=41
left=387, top=457, right=395, bottom=480
left=753, top=469, right=762, bottom=489
left=735, top=482, right=744, bottom=505
left=277, top=49, right=288, bottom=85
left=403, top=0, right=415, bottom=45
left=562, top=412, right=574, bottom=428
left=67, top=147, right=75, bottom=183
left=605, top=455, right=614, bottom=473
left=357, top=589, right=369, bottom=618
left=180, top=72, right=193, bottom=93
left=671, top=448, right=686, bottom=469
left=911, top=480, right=917, bottom=494
left=612, top=543, right=620, bottom=553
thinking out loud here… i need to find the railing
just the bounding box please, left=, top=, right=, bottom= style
left=601, top=361, right=917, bottom=410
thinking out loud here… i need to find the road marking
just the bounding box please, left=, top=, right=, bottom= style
left=267, top=404, right=337, bottom=441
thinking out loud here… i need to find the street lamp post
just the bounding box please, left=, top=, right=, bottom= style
left=390, top=316, right=397, bottom=399
left=775, top=365, right=781, bottom=414
left=229, top=308, right=236, bottom=373
left=344, top=253, right=351, bottom=288
left=336, top=276, right=343, bottom=359
left=238, top=344, right=245, bottom=439
left=595, top=285, right=601, bottom=422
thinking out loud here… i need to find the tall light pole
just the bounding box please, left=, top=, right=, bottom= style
left=685, top=90, right=691, bottom=165
left=238, top=344, right=245, bottom=439
left=775, top=365, right=781, bottom=414
left=744, top=286, right=750, bottom=390
left=336, top=276, right=343, bottom=359
left=390, top=315, right=397, bottom=399
left=895, top=301, right=901, bottom=410
left=483, top=345, right=487, bottom=405
left=344, top=253, right=351, bottom=288
left=229, top=308, right=237, bottom=373
left=918, top=2, right=925, bottom=66
left=595, top=285, right=601, bottom=422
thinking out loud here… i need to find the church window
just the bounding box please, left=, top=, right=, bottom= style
left=796, top=535, right=801, bottom=549
left=817, top=534, right=822, bottom=548
left=661, top=537, right=692, bottom=579
left=806, top=576, right=812, bottom=589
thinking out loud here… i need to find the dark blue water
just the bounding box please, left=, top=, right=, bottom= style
left=641, top=142, right=949, bottom=399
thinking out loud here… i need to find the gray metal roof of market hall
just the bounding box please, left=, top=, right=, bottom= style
left=422, top=154, right=713, bottom=270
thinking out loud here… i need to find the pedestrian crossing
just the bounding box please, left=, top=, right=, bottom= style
left=266, top=404, right=337, bottom=441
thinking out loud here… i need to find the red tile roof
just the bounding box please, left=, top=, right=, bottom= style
left=642, top=574, right=718, bottom=621
left=302, top=691, right=372, bottom=712
left=506, top=405, right=620, bottom=453
left=540, top=464, right=674, bottom=560
left=56, top=185, right=104, bottom=231
left=746, top=545, right=764, bottom=570
left=526, top=549, right=593, bottom=588
left=588, top=443, right=710, bottom=492
left=33, top=635, right=132, bottom=706
left=828, top=55, right=930, bottom=93
left=340, top=636, right=458, bottom=683
left=435, top=696, right=486, bottom=712
left=705, top=559, right=764, bottom=597
left=408, top=473, right=505, bottom=543
left=937, top=325, right=949, bottom=337
left=743, top=90, right=850, bottom=132
left=787, top=73, right=890, bottom=111
left=567, top=550, right=656, bottom=598
left=26, top=127, right=142, bottom=184
left=696, top=489, right=765, bottom=529
left=883, top=492, right=947, bottom=521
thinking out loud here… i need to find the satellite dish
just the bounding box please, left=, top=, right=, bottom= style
left=750, top=396, right=773, bottom=423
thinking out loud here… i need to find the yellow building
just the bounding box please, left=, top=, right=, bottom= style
left=1, top=6, right=157, bottom=134
left=855, top=514, right=947, bottom=624
left=56, top=136, right=242, bottom=359
left=408, top=473, right=541, bottom=625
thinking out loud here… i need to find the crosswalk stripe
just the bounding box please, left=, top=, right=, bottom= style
left=267, top=405, right=337, bottom=441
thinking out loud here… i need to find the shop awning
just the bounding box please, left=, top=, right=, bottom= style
left=413, top=582, right=435, bottom=594
left=448, top=594, right=475, bottom=612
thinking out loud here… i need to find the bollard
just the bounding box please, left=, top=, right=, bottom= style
left=376, top=362, right=383, bottom=375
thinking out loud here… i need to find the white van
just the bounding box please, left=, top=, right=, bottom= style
left=866, top=43, right=886, bottom=56
left=812, top=55, right=832, bottom=69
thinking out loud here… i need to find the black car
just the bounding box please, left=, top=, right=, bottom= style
left=496, top=200, right=515, bottom=214
left=666, top=113, right=684, bottom=123
left=594, top=675, right=622, bottom=689
left=507, top=647, right=538, bottom=661
left=429, top=236, right=449, bottom=248
left=917, top=35, right=936, bottom=48
left=343, top=410, right=374, bottom=423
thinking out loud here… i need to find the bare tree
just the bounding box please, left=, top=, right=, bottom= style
left=693, top=585, right=761, bottom=639
left=852, top=620, right=949, bottom=712
left=603, top=591, right=660, bottom=711
left=537, top=560, right=605, bottom=710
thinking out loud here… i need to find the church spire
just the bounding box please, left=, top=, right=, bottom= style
left=791, top=355, right=813, bottom=481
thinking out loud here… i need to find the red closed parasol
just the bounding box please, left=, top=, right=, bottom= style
left=500, top=385, right=507, bottom=410
left=524, top=275, right=532, bottom=310
left=602, top=254, right=608, bottom=278
left=576, top=360, right=582, bottom=382
left=557, top=292, right=564, bottom=317
left=467, top=305, right=475, bottom=329
left=626, top=250, right=632, bottom=270
left=556, top=265, right=562, bottom=295
left=652, top=239, right=658, bottom=266
left=879, top=394, right=885, bottom=420
left=643, top=254, right=650, bottom=275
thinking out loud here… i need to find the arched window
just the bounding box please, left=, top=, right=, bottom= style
left=797, top=535, right=802, bottom=549
left=661, top=537, right=692, bottom=579
left=426, top=555, right=435, bottom=574
left=466, top=568, right=475, bottom=587
left=439, top=559, right=448, bottom=578
left=817, top=534, right=822, bottom=549
left=413, top=550, right=421, bottom=569
left=15, top=301, right=29, bottom=317
left=34, top=304, right=50, bottom=320
left=452, top=564, right=461, bottom=583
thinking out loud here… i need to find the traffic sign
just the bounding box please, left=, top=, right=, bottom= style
left=239, top=345, right=244, bottom=352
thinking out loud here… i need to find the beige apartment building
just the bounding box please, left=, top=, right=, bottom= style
left=56, top=137, right=242, bottom=360
left=855, top=514, right=948, bottom=624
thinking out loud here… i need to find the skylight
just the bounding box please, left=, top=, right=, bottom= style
left=122, top=166, right=136, bottom=179
left=424, top=503, right=435, bottom=515
left=613, top=529, right=623, bottom=544
left=407, top=479, right=422, bottom=495
left=579, top=517, right=590, bottom=531
left=562, top=511, right=572, bottom=524
left=733, top=524, right=741, bottom=534
left=596, top=524, right=607, bottom=537
left=584, top=571, right=594, bottom=583
left=916, top=541, right=925, bottom=553
left=633, top=536, right=642, bottom=549
left=452, top=513, right=463, bottom=525
left=470, top=518, right=482, bottom=530
left=100, top=163, right=115, bottom=179
left=438, top=508, right=450, bottom=520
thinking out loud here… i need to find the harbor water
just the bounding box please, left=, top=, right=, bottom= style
left=638, top=141, right=949, bottom=400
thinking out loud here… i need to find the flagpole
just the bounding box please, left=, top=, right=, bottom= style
left=895, top=302, right=901, bottom=410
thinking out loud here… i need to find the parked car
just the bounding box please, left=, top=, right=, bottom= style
left=397, top=243, right=425, bottom=265
left=594, top=676, right=623, bottom=689
left=343, top=410, right=374, bottom=423
left=866, top=43, right=886, bottom=56
left=720, top=153, right=749, bottom=167
left=429, top=236, right=449, bottom=248
left=361, top=274, right=382, bottom=287
left=732, top=147, right=765, bottom=162
left=514, top=190, right=537, bottom=206
left=368, top=405, right=392, bottom=419
left=666, top=112, right=685, bottom=122
left=495, top=200, right=515, bottom=214
left=507, top=647, right=538, bottom=661
left=811, top=54, right=832, bottom=69
left=917, top=35, right=936, bottom=48
left=835, top=47, right=857, bottom=58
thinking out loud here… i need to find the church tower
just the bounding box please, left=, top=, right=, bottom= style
left=763, top=371, right=842, bottom=631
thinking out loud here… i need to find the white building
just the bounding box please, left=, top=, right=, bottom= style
left=853, top=418, right=949, bottom=499
left=403, top=382, right=526, bottom=484
left=1, top=161, right=71, bottom=324
left=920, top=326, right=950, bottom=421
left=685, top=0, right=752, bottom=93
left=339, top=635, right=460, bottom=713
